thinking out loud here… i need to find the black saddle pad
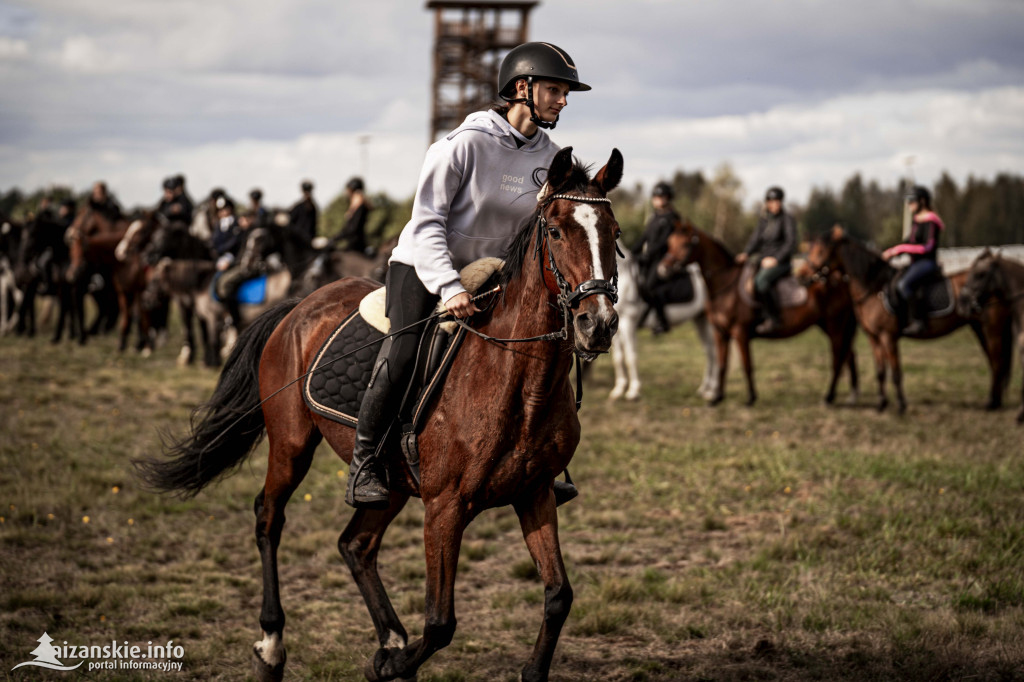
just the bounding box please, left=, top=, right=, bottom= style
left=883, top=274, right=954, bottom=317
left=303, top=309, right=467, bottom=430
left=303, top=310, right=384, bottom=426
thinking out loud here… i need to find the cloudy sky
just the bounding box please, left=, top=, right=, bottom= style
left=2, top=0, right=1023, bottom=209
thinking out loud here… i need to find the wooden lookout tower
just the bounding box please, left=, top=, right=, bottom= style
left=425, top=1, right=539, bottom=142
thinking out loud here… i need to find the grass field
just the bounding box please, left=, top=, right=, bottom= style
left=1, top=316, right=1023, bottom=682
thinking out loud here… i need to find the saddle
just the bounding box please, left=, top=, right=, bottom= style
left=738, top=262, right=808, bottom=309
left=303, top=258, right=503, bottom=483
left=882, top=269, right=954, bottom=318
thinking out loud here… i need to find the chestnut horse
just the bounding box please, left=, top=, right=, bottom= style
left=137, top=147, right=623, bottom=682
left=657, top=219, right=859, bottom=406
left=807, top=227, right=1013, bottom=413
left=958, top=249, right=1024, bottom=423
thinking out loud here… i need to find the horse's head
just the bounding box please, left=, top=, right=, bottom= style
left=805, top=225, right=847, bottom=279
left=656, top=218, right=699, bottom=280
left=958, top=248, right=1001, bottom=317
left=534, top=146, right=623, bottom=357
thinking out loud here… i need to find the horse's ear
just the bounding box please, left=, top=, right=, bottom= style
left=539, top=146, right=575, bottom=203
left=594, top=148, right=623, bottom=195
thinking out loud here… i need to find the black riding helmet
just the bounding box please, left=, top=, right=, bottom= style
left=765, top=186, right=785, bottom=202
left=907, top=185, right=931, bottom=209
left=498, top=42, right=591, bottom=130
left=652, top=181, right=674, bottom=200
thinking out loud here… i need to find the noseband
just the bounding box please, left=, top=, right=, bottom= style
left=535, top=193, right=619, bottom=311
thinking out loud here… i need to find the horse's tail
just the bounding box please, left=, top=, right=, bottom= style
left=135, top=298, right=301, bottom=497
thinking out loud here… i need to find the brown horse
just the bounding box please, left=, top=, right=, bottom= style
left=67, top=208, right=164, bottom=352
left=656, top=219, right=859, bottom=406
left=958, top=249, right=1024, bottom=423
left=137, top=147, right=623, bottom=682
left=66, top=208, right=129, bottom=345
left=807, top=227, right=1013, bottom=413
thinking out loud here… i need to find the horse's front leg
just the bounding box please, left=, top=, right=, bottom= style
left=867, top=333, right=888, bottom=412
left=736, top=329, right=757, bottom=406
left=515, top=484, right=571, bottom=682
left=881, top=333, right=905, bottom=414
left=709, top=326, right=730, bottom=405
left=694, top=314, right=717, bottom=400
left=367, top=493, right=465, bottom=682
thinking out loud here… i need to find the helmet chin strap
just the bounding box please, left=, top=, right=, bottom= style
left=508, top=77, right=558, bottom=130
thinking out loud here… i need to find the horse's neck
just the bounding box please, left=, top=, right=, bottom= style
left=996, top=260, right=1024, bottom=313
left=471, top=265, right=572, bottom=397
left=695, top=233, right=739, bottom=296
left=838, top=241, right=891, bottom=296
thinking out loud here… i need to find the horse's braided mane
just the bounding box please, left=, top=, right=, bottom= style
left=497, top=158, right=594, bottom=290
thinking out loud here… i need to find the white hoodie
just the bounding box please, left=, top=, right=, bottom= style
left=389, top=109, right=560, bottom=303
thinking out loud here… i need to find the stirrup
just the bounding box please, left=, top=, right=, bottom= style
left=553, top=480, right=578, bottom=507
left=345, top=457, right=390, bottom=510
left=755, top=318, right=780, bottom=334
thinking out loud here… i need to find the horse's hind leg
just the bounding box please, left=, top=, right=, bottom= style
left=338, top=494, right=414, bottom=673
left=515, top=487, right=571, bottom=682
left=252, top=427, right=321, bottom=682
left=868, top=334, right=889, bottom=412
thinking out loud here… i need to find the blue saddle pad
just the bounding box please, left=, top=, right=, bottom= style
left=211, top=272, right=268, bottom=305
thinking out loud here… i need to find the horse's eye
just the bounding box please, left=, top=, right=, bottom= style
left=614, top=228, right=622, bottom=240
left=548, top=227, right=562, bottom=240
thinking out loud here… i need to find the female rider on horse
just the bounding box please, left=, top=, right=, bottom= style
left=346, top=42, right=591, bottom=508
left=883, top=185, right=944, bottom=335
left=735, top=186, right=797, bottom=334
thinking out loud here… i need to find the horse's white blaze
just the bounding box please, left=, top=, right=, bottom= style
left=253, top=631, right=284, bottom=667
left=115, top=219, right=143, bottom=262
left=572, top=204, right=615, bottom=317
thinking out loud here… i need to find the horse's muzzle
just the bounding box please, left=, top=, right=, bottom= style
left=573, top=307, right=618, bottom=354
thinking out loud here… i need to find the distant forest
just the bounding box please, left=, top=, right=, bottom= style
left=4, top=168, right=1022, bottom=254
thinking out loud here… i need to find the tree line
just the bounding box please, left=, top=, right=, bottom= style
left=4, top=168, right=1021, bottom=254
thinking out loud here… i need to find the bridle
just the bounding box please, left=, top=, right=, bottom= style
left=535, top=193, right=619, bottom=311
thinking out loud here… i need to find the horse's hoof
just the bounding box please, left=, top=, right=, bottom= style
left=745, top=396, right=757, bottom=407
left=251, top=646, right=286, bottom=682
left=897, top=403, right=907, bottom=415
left=984, top=401, right=1001, bottom=412
left=364, top=648, right=391, bottom=682
left=877, top=399, right=888, bottom=413
left=708, top=395, right=723, bottom=407
left=1016, top=411, right=1024, bottom=425
left=823, top=393, right=836, bottom=406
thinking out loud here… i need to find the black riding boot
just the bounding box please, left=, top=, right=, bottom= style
left=345, top=357, right=395, bottom=509
left=225, top=297, right=243, bottom=331
left=755, top=291, right=781, bottom=334
left=652, top=304, right=671, bottom=336
left=903, top=295, right=928, bottom=335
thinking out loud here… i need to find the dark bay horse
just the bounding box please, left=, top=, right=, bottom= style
left=958, top=249, right=1024, bottom=423
left=807, top=227, right=1013, bottom=413
left=657, top=219, right=859, bottom=406
left=138, top=147, right=623, bottom=682
left=66, top=208, right=131, bottom=346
